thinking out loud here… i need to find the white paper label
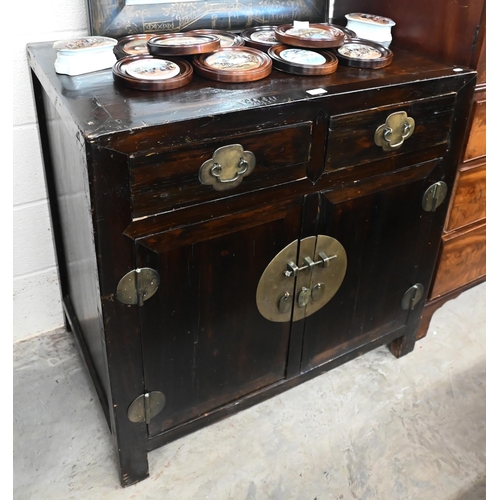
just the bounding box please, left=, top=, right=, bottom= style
left=306, top=88, right=328, bottom=96
left=293, top=20, right=310, bottom=29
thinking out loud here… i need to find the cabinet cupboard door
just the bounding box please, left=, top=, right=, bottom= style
left=135, top=199, right=302, bottom=437
left=300, top=159, right=441, bottom=372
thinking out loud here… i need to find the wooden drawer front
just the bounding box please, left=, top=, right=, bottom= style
left=430, top=223, right=486, bottom=299
left=446, top=162, right=486, bottom=232
left=463, top=98, right=486, bottom=162
left=325, top=95, right=455, bottom=171
left=130, top=122, right=312, bottom=218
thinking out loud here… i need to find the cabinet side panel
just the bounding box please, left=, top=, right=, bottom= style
left=40, top=88, right=111, bottom=405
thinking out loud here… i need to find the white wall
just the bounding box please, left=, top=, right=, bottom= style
left=13, top=0, right=89, bottom=342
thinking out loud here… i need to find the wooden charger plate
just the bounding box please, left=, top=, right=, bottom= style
left=275, top=23, right=345, bottom=48
left=268, top=45, right=338, bottom=76
left=240, top=26, right=280, bottom=51
left=333, top=38, right=393, bottom=69
left=113, top=34, right=155, bottom=59
left=147, top=33, right=220, bottom=56
left=112, top=55, right=193, bottom=91
left=192, top=46, right=272, bottom=82
left=187, top=29, right=245, bottom=47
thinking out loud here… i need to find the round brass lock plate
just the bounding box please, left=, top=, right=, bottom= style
left=299, top=235, right=347, bottom=319
left=256, top=235, right=347, bottom=322
left=256, top=239, right=299, bottom=323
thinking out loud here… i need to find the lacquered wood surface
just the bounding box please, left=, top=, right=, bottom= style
left=27, top=42, right=466, bottom=140
left=326, top=95, right=455, bottom=171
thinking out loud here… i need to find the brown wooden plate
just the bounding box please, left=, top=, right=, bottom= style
left=333, top=38, right=393, bottom=69
left=240, top=26, right=280, bottom=51
left=187, top=29, right=245, bottom=48
left=114, top=34, right=155, bottom=60
left=192, top=46, right=272, bottom=82
left=268, top=45, right=338, bottom=76
left=147, top=33, right=220, bottom=56
left=112, top=55, right=193, bottom=91
left=275, top=23, right=345, bottom=48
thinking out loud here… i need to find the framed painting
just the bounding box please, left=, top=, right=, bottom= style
left=86, top=0, right=329, bottom=39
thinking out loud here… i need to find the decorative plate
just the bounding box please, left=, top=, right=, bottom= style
left=192, top=46, right=272, bottom=82
left=275, top=23, right=345, bottom=48
left=240, top=26, right=280, bottom=51
left=187, top=29, right=245, bottom=48
left=112, top=55, right=193, bottom=91
left=147, top=33, right=220, bottom=56
left=333, top=38, right=393, bottom=69
left=114, top=34, right=155, bottom=59
left=268, top=45, right=338, bottom=76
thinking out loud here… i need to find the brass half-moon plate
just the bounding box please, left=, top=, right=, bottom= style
left=256, top=239, right=299, bottom=323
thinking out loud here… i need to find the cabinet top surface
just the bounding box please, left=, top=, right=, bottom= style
left=27, top=42, right=474, bottom=139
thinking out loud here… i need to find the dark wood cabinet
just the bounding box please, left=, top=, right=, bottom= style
left=333, top=0, right=486, bottom=338
left=28, top=38, right=475, bottom=486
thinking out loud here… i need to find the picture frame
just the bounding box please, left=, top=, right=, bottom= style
left=268, top=45, right=338, bottom=76
left=112, top=54, right=193, bottom=90
left=333, top=39, right=393, bottom=69
left=86, top=0, right=329, bottom=39
left=274, top=23, right=345, bottom=49
left=192, top=46, right=272, bottom=83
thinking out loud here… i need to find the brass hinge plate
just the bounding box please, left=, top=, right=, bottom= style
left=127, top=391, right=166, bottom=424
left=116, top=268, right=160, bottom=306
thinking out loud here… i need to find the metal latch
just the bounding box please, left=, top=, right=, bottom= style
left=284, top=252, right=337, bottom=277
left=401, top=283, right=425, bottom=311
left=127, top=391, right=166, bottom=424
left=116, top=268, right=160, bottom=306
left=422, top=181, right=448, bottom=212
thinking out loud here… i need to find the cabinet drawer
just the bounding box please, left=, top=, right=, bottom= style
left=445, top=161, right=486, bottom=232
left=325, top=95, right=455, bottom=171
left=129, top=122, right=312, bottom=218
left=463, top=98, right=486, bottom=162
left=430, top=223, right=486, bottom=299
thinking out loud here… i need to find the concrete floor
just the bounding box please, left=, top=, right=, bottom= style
left=14, top=283, right=486, bottom=500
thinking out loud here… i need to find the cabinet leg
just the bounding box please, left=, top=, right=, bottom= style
left=117, top=447, right=150, bottom=487
left=389, top=332, right=416, bottom=358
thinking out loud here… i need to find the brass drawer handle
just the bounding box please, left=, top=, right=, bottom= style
left=210, top=158, right=249, bottom=183
left=199, top=144, right=255, bottom=191
left=374, top=111, right=415, bottom=151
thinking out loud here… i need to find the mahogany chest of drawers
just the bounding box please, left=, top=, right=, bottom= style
left=27, top=41, right=475, bottom=486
